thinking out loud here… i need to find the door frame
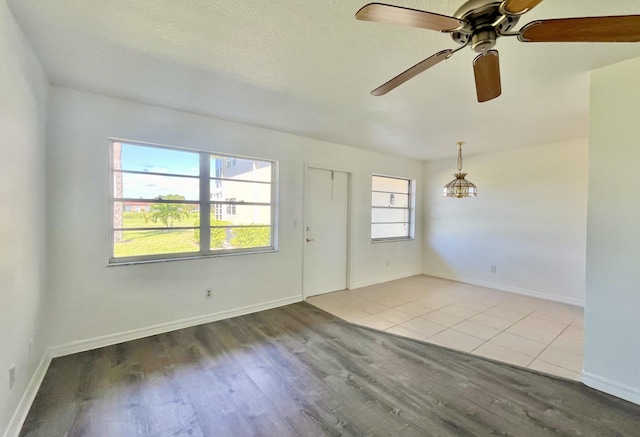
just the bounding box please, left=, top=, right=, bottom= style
left=302, top=164, right=353, bottom=299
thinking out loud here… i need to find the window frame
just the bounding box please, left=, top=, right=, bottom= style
left=109, top=139, right=278, bottom=265
left=371, top=174, right=415, bottom=242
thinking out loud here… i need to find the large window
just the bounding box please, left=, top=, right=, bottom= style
left=371, top=175, right=414, bottom=241
left=111, top=140, right=276, bottom=263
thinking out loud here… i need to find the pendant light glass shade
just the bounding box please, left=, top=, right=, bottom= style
left=443, top=142, right=477, bottom=198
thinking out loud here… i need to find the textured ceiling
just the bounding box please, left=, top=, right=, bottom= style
left=7, top=0, right=640, bottom=160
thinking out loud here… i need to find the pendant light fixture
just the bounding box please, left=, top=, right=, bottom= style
left=443, top=142, right=477, bottom=198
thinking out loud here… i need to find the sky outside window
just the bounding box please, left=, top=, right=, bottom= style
left=119, top=143, right=201, bottom=199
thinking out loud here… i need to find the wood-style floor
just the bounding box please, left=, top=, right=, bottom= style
left=21, top=303, right=640, bottom=437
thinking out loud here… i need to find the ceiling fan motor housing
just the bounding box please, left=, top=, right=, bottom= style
left=450, top=0, right=520, bottom=48
left=471, top=28, right=497, bottom=52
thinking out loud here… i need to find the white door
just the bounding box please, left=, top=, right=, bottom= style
left=303, top=167, right=349, bottom=297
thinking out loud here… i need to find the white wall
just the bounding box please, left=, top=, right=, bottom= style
left=45, top=86, right=423, bottom=350
left=583, top=56, right=640, bottom=404
left=0, top=1, right=48, bottom=435
left=423, top=139, right=588, bottom=305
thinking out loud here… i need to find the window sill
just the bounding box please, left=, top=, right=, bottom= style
left=371, top=237, right=414, bottom=244
left=107, top=247, right=277, bottom=267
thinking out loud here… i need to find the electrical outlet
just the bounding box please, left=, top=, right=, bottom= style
left=206, top=289, right=212, bottom=298
left=491, top=266, right=497, bottom=273
left=9, top=365, right=15, bottom=389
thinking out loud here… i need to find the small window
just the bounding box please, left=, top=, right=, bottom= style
left=371, top=175, right=414, bottom=241
left=225, top=198, right=237, bottom=215
left=214, top=203, right=223, bottom=221
left=111, top=140, right=277, bottom=263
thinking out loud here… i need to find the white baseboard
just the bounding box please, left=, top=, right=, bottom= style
left=3, top=295, right=303, bottom=437
left=582, top=372, right=640, bottom=405
left=349, top=271, right=422, bottom=290
left=3, top=295, right=302, bottom=437
left=49, top=295, right=302, bottom=358
left=3, top=353, right=52, bottom=437
left=422, top=271, right=585, bottom=307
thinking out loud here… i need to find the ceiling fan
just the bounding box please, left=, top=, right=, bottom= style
left=356, top=0, right=640, bottom=102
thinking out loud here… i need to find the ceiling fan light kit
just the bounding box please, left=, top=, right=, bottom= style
left=356, top=0, right=640, bottom=102
left=444, top=142, right=477, bottom=198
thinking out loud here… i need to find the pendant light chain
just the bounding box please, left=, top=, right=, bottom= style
left=457, top=141, right=464, bottom=172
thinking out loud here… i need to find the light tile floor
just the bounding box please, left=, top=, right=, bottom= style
left=307, top=275, right=584, bottom=381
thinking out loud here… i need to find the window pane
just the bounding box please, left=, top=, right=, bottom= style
left=212, top=204, right=271, bottom=225
left=372, top=208, right=409, bottom=224
left=372, top=192, right=409, bottom=208
left=113, top=229, right=199, bottom=257
left=371, top=175, right=412, bottom=241
left=117, top=143, right=199, bottom=176
left=114, top=202, right=199, bottom=229
left=372, top=223, right=409, bottom=239
left=372, top=176, right=409, bottom=193
left=118, top=173, right=200, bottom=201
left=210, top=155, right=272, bottom=182
left=210, top=179, right=271, bottom=203
left=112, top=140, right=277, bottom=262
left=209, top=226, right=271, bottom=250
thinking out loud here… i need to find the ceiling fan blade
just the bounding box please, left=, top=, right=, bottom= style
left=519, top=16, right=640, bottom=42
left=371, top=49, right=454, bottom=96
left=473, top=50, right=501, bottom=103
left=502, top=0, right=544, bottom=15
left=356, top=3, right=465, bottom=32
